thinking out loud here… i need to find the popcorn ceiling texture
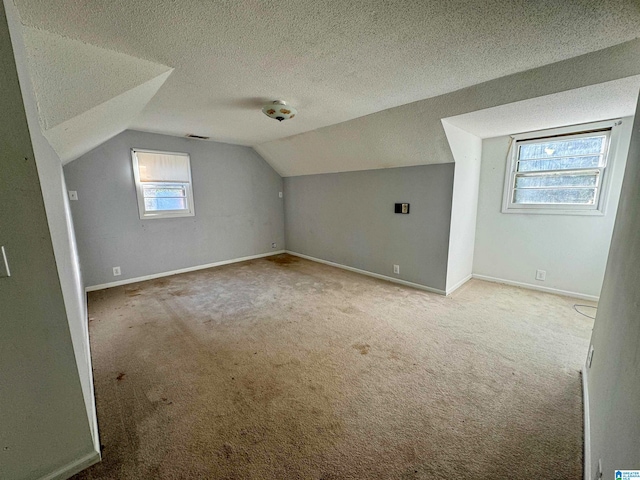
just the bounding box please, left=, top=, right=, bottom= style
left=442, top=76, right=640, bottom=139
left=20, top=27, right=173, bottom=163
left=22, top=27, right=172, bottom=131
left=44, top=71, right=173, bottom=163
left=72, top=255, right=593, bottom=479
left=14, top=0, right=640, bottom=151
left=255, top=40, right=640, bottom=176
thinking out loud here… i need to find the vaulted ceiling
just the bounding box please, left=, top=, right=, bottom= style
left=15, top=0, right=640, bottom=149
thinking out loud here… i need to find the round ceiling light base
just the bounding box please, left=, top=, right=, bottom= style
left=262, top=100, right=297, bottom=122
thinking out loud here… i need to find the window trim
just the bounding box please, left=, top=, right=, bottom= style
left=501, top=119, right=623, bottom=216
left=131, top=148, right=196, bottom=220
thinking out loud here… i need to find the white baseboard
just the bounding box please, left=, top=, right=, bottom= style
left=285, top=251, right=446, bottom=295
left=86, top=251, right=285, bottom=292
left=471, top=274, right=599, bottom=302
left=39, top=450, right=100, bottom=480
left=445, top=274, right=473, bottom=295
left=582, top=366, right=591, bottom=480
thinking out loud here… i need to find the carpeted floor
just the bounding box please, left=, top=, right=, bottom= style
left=73, top=254, right=593, bottom=479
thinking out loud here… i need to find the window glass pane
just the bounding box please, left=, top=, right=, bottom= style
left=142, top=185, right=187, bottom=198
left=518, top=135, right=606, bottom=160
left=513, top=188, right=596, bottom=205
left=515, top=173, right=599, bottom=188
left=517, top=155, right=601, bottom=172
left=144, top=197, right=188, bottom=211
left=133, top=150, right=194, bottom=218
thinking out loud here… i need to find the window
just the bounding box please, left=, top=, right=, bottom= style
left=502, top=120, right=621, bottom=215
left=131, top=149, right=195, bottom=219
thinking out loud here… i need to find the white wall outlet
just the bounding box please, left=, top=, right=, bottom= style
left=587, top=345, right=595, bottom=368
left=113, top=266, right=121, bottom=276
left=271, top=243, right=277, bottom=249
left=393, top=265, right=400, bottom=274
left=535, top=269, right=546, bottom=281
left=278, top=191, right=283, bottom=198
left=68, top=190, right=78, bottom=201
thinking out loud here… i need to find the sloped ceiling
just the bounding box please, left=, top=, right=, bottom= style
left=42, top=72, right=173, bottom=163
left=255, top=40, right=640, bottom=176
left=442, top=75, right=640, bottom=139
left=20, top=27, right=173, bottom=163
left=13, top=0, right=640, bottom=148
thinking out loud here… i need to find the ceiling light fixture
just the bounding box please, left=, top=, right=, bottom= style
left=262, top=100, right=297, bottom=122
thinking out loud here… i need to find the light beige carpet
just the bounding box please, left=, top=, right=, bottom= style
left=73, top=254, right=593, bottom=479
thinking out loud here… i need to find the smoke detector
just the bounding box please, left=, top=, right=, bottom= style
left=262, top=100, right=297, bottom=122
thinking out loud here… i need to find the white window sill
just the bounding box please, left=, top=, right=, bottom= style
left=501, top=207, right=605, bottom=216
left=140, top=211, right=195, bottom=220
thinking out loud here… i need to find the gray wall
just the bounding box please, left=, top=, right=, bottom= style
left=586, top=96, right=640, bottom=477
left=65, top=130, right=285, bottom=288
left=473, top=120, right=632, bottom=299
left=1, top=2, right=96, bottom=478
left=284, top=164, right=454, bottom=292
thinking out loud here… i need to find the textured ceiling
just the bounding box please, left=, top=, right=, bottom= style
left=20, top=27, right=172, bottom=163
left=22, top=27, right=171, bottom=131
left=255, top=41, right=640, bottom=176
left=14, top=0, right=640, bottom=147
left=443, top=76, right=640, bottom=139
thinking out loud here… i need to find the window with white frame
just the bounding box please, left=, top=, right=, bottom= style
left=131, top=149, right=195, bottom=219
left=502, top=120, right=620, bottom=215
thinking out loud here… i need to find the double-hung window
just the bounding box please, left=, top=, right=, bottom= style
left=131, top=149, right=195, bottom=219
left=502, top=120, right=620, bottom=215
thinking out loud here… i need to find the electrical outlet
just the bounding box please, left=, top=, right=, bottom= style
left=113, top=266, right=121, bottom=276
left=535, top=269, right=546, bottom=281
left=68, top=190, right=78, bottom=201
left=271, top=243, right=277, bottom=249
left=393, top=265, right=400, bottom=274
left=278, top=191, right=283, bottom=198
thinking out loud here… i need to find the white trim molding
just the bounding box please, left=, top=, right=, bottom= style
left=39, top=451, right=100, bottom=480
left=472, top=274, right=599, bottom=301
left=285, top=251, right=446, bottom=295
left=86, top=251, right=285, bottom=292
left=446, top=274, right=473, bottom=296
left=582, top=366, right=591, bottom=480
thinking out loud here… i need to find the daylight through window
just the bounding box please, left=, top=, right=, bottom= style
left=131, top=149, right=195, bottom=219
left=502, top=123, right=618, bottom=215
